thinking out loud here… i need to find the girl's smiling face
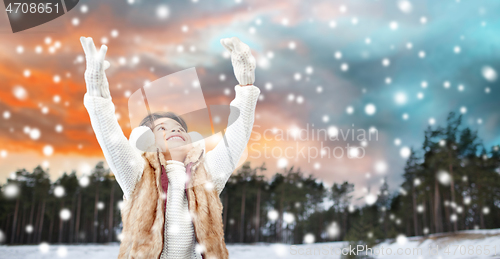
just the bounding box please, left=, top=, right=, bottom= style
left=152, top=118, right=192, bottom=161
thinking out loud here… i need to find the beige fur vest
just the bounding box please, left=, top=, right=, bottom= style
left=118, top=144, right=229, bottom=259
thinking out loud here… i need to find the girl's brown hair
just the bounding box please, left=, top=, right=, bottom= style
left=139, top=112, right=188, bottom=132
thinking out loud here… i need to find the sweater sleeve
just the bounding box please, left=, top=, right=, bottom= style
left=83, top=93, right=144, bottom=200
left=204, top=84, right=260, bottom=195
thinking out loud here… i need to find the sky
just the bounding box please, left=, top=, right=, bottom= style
left=0, top=0, right=499, bottom=201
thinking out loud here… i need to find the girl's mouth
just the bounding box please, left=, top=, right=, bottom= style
left=166, top=134, right=185, bottom=141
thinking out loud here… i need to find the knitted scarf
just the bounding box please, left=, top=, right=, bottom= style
left=118, top=144, right=229, bottom=259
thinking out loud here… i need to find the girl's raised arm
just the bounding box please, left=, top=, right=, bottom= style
left=80, top=37, right=144, bottom=200
left=205, top=37, right=260, bottom=195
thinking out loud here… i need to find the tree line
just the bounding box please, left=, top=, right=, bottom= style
left=0, top=112, right=499, bottom=245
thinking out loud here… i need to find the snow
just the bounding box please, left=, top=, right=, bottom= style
left=0, top=242, right=348, bottom=259
left=1, top=229, right=499, bottom=259
left=372, top=228, right=500, bottom=259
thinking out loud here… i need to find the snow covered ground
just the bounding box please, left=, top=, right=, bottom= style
left=372, top=228, right=500, bottom=259
left=1, top=229, right=500, bottom=259
left=0, top=242, right=349, bottom=259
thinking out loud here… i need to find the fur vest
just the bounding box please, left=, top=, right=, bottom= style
left=118, top=144, right=229, bottom=259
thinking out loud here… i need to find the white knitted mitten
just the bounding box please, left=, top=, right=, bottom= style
left=220, top=37, right=256, bottom=86
left=80, top=36, right=111, bottom=99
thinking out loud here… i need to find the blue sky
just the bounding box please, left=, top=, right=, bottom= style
left=1, top=0, right=499, bottom=198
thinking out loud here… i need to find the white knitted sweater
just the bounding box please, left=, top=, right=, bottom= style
left=83, top=84, right=260, bottom=259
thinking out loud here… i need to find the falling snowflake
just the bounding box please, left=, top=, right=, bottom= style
left=3, top=184, right=19, bottom=198
left=57, top=246, right=68, bottom=257
left=396, top=234, right=408, bottom=245
left=327, top=222, right=340, bottom=238
left=43, top=145, right=54, bottom=156
left=340, top=63, right=349, bottom=71
left=59, top=209, right=71, bottom=220
left=395, top=92, right=407, bottom=104
left=437, top=170, right=451, bottom=185
left=157, top=5, right=170, bottom=19
left=25, top=225, right=33, bottom=233
left=111, top=29, right=119, bottom=38
left=313, top=162, right=321, bottom=169
left=54, top=186, right=65, bottom=197
left=283, top=212, right=295, bottom=224
left=400, top=146, right=411, bottom=158
left=277, top=158, right=288, bottom=169
left=389, top=21, right=398, bottom=30
left=267, top=210, right=278, bottom=221
left=29, top=128, right=41, bottom=140
left=349, top=147, right=360, bottom=158
left=3, top=111, right=10, bottom=119
left=328, top=126, right=339, bottom=138
left=41, top=106, right=49, bottom=114
left=303, top=233, right=315, bottom=244
left=365, top=103, right=376, bottom=115
left=79, top=175, right=90, bottom=187
left=39, top=242, right=50, bottom=253
left=375, top=161, right=387, bottom=174
left=80, top=4, right=88, bottom=13
left=13, top=85, right=28, bottom=100
left=365, top=193, right=377, bottom=205
left=382, top=58, right=390, bottom=66
left=398, top=0, right=412, bottom=13
left=482, top=66, right=497, bottom=82
left=346, top=106, right=354, bottom=115
left=334, top=51, right=342, bottom=59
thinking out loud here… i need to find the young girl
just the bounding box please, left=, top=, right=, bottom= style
left=80, top=36, right=259, bottom=259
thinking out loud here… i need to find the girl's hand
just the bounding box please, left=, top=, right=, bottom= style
left=220, top=37, right=256, bottom=86
left=80, top=36, right=112, bottom=99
